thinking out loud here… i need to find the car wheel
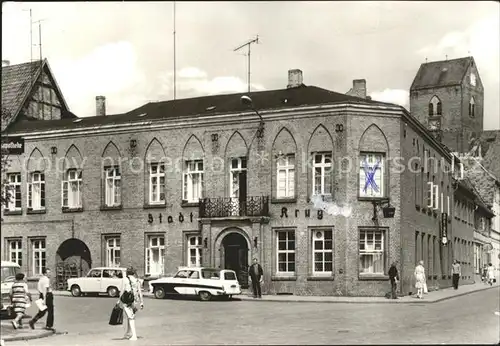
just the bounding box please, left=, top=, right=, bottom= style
left=154, top=287, right=166, bottom=299
left=71, top=285, right=82, bottom=297
left=199, top=291, right=212, bottom=301
left=107, top=286, right=119, bottom=298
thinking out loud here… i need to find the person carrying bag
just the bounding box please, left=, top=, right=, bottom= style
left=116, top=267, right=144, bottom=341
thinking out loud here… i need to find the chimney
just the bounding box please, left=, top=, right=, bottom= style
left=2, top=60, right=10, bottom=67
left=96, top=96, right=106, bottom=116
left=346, top=79, right=367, bottom=99
left=287, top=69, right=303, bottom=88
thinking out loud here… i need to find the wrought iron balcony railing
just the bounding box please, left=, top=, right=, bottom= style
left=199, top=196, right=270, bottom=218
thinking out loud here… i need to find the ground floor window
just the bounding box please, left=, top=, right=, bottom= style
left=277, top=230, right=295, bottom=274
left=106, top=237, right=121, bottom=267
left=31, top=239, right=46, bottom=275
left=359, top=228, right=386, bottom=275
left=8, top=239, right=22, bottom=266
left=146, top=235, right=165, bottom=276
left=187, top=236, right=203, bottom=267
left=311, top=229, right=333, bottom=274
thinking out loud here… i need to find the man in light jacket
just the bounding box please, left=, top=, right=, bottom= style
left=29, top=268, right=54, bottom=331
left=451, top=260, right=461, bottom=290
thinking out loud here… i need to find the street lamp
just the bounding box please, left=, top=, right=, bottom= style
left=240, top=96, right=264, bottom=138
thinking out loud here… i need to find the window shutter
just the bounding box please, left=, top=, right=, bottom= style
left=61, top=180, right=68, bottom=207
left=15, top=185, right=21, bottom=208
left=183, top=173, right=188, bottom=200
left=41, top=174, right=46, bottom=208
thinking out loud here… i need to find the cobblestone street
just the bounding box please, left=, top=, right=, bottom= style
left=2, top=287, right=499, bottom=345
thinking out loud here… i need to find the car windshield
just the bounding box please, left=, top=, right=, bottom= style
left=201, top=269, right=220, bottom=279
left=1, top=266, right=20, bottom=283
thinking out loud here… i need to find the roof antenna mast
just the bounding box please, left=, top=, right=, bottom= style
left=173, top=1, right=177, bottom=100
left=234, top=35, right=259, bottom=93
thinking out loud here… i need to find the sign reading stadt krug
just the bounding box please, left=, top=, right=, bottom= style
left=1, top=136, right=24, bottom=155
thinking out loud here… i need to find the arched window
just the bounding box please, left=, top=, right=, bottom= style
left=469, top=97, right=475, bottom=117
left=429, top=96, right=442, bottom=116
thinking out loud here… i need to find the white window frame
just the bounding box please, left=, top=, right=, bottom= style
left=106, top=237, right=121, bottom=268
left=312, top=229, right=333, bottom=275
left=276, top=230, right=296, bottom=274
left=5, top=173, right=22, bottom=211
left=183, top=160, right=204, bottom=203
left=8, top=239, right=22, bottom=266
left=31, top=239, right=46, bottom=276
left=187, top=236, right=203, bottom=267
left=359, top=229, right=386, bottom=275
left=433, top=184, right=439, bottom=210
left=230, top=157, right=247, bottom=198
left=426, top=182, right=434, bottom=209
left=277, top=154, right=295, bottom=198
left=312, top=152, right=332, bottom=196
left=28, top=172, right=45, bottom=210
left=359, top=153, right=384, bottom=198
left=104, top=167, right=121, bottom=207
left=447, top=196, right=450, bottom=216
left=149, top=163, right=165, bottom=204
left=145, top=235, right=165, bottom=276
left=62, top=169, right=82, bottom=208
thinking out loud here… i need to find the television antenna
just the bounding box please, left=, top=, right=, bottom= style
left=173, top=1, right=177, bottom=100
left=233, top=35, right=259, bottom=93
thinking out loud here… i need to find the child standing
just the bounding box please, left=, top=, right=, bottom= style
left=10, top=273, right=31, bottom=329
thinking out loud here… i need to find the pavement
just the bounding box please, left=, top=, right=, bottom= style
left=1, top=281, right=497, bottom=343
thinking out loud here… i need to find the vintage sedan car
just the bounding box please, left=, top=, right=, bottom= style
left=149, top=267, right=241, bottom=301
left=1, top=261, right=21, bottom=318
left=67, top=267, right=127, bottom=297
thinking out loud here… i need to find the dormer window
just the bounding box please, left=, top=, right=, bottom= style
left=469, top=97, right=475, bottom=117
left=428, top=96, right=442, bottom=116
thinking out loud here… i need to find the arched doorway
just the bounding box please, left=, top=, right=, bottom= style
left=56, top=238, right=92, bottom=290
left=220, top=232, right=249, bottom=288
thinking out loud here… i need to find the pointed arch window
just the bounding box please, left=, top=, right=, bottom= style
left=469, top=97, right=475, bottom=117
left=429, top=96, right=442, bottom=116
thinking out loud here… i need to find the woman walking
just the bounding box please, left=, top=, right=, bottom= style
left=10, top=273, right=32, bottom=329
left=117, top=267, right=144, bottom=341
left=414, top=260, right=426, bottom=299
left=486, top=263, right=495, bottom=286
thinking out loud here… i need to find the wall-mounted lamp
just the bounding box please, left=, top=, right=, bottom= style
left=240, top=95, right=264, bottom=138
left=203, top=237, right=208, bottom=249
left=130, top=139, right=137, bottom=148
left=50, top=146, right=57, bottom=155
left=254, top=236, right=258, bottom=248
left=371, top=198, right=396, bottom=221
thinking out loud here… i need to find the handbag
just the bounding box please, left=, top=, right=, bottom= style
left=120, top=277, right=135, bottom=305
left=423, top=282, right=428, bottom=294
left=35, top=299, right=47, bottom=311
left=109, top=305, right=123, bottom=325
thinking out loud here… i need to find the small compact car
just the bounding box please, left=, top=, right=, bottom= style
left=67, top=267, right=127, bottom=297
left=149, top=267, right=241, bottom=301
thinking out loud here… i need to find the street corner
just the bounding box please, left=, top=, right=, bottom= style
left=0, top=320, right=56, bottom=342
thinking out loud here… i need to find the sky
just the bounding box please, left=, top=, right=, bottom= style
left=2, top=1, right=499, bottom=130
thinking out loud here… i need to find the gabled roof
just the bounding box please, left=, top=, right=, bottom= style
left=1, top=59, right=70, bottom=132
left=410, top=56, right=474, bottom=91
left=5, top=85, right=396, bottom=133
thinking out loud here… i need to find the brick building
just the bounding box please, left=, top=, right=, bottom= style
left=0, top=59, right=483, bottom=296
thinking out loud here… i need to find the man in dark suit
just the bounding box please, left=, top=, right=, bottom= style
left=388, top=261, right=399, bottom=299
left=248, top=258, right=263, bottom=298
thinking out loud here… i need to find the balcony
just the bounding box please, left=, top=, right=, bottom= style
left=199, top=196, right=270, bottom=218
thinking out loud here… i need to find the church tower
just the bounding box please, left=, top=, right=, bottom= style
left=409, top=56, right=484, bottom=154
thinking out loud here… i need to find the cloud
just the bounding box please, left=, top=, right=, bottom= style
left=370, top=89, right=409, bottom=108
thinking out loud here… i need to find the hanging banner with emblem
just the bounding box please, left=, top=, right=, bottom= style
left=440, top=212, right=448, bottom=245
left=1, top=136, right=24, bottom=155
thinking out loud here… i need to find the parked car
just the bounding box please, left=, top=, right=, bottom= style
left=1, top=261, right=21, bottom=318
left=149, top=267, right=242, bottom=301
left=67, top=267, right=128, bottom=297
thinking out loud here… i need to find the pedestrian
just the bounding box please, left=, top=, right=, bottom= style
left=248, top=257, right=263, bottom=299
left=486, top=263, right=495, bottom=286
left=117, top=267, right=144, bottom=341
left=388, top=262, right=399, bottom=299
left=414, top=260, right=426, bottom=299
left=482, top=264, right=488, bottom=284
left=10, top=273, right=32, bottom=329
left=29, top=268, right=54, bottom=331
left=451, top=259, right=461, bottom=290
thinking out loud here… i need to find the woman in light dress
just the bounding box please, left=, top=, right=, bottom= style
left=414, top=260, right=426, bottom=299
left=486, top=263, right=495, bottom=286
left=117, top=267, right=144, bottom=341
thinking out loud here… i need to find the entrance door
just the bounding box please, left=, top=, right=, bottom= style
left=221, top=232, right=249, bottom=288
